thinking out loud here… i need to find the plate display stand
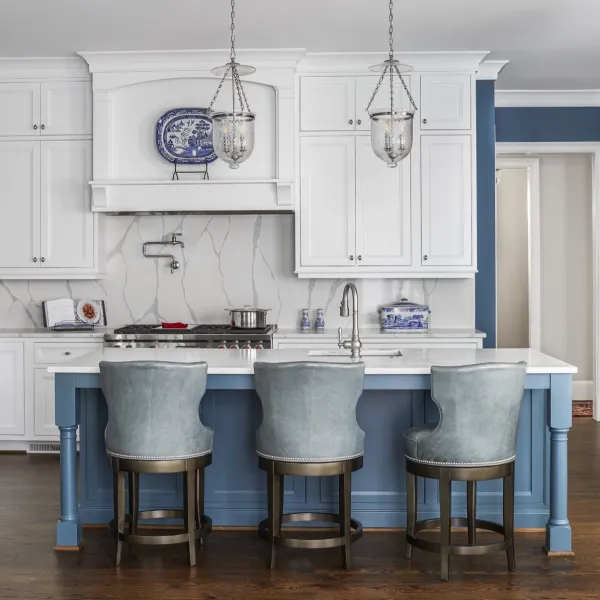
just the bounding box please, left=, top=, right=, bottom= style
left=172, top=162, right=210, bottom=181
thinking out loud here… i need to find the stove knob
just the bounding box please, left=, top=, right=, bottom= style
left=229, top=341, right=240, bottom=350
left=112, top=344, right=121, bottom=348
left=125, top=344, right=133, bottom=349
left=254, top=343, right=264, bottom=350
left=218, top=344, right=227, bottom=349
left=149, top=345, right=157, bottom=349
left=242, top=342, right=252, bottom=350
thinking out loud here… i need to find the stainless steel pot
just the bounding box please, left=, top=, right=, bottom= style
left=226, top=305, right=270, bottom=329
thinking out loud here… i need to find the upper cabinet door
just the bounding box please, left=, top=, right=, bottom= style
left=41, top=82, right=92, bottom=136
left=355, top=137, right=411, bottom=266
left=421, top=135, right=472, bottom=266
left=355, top=76, right=412, bottom=132
left=300, top=136, right=355, bottom=266
left=40, top=141, right=94, bottom=268
left=420, top=74, right=471, bottom=130
left=0, top=83, right=40, bottom=136
left=0, top=141, right=41, bottom=268
left=300, top=77, right=356, bottom=131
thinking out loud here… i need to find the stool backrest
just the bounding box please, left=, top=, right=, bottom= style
left=428, top=362, right=527, bottom=465
left=254, top=361, right=365, bottom=462
left=100, top=361, right=212, bottom=460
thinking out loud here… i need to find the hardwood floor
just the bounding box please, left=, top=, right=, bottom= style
left=1, top=419, right=599, bottom=599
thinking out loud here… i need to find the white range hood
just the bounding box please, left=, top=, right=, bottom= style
left=79, top=49, right=303, bottom=214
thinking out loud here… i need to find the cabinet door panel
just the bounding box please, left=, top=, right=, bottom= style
left=301, top=77, right=355, bottom=131
left=34, top=369, right=58, bottom=438
left=300, top=137, right=355, bottom=266
left=0, top=83, right=40, bottom=136
left=421, top=135, right=472, bottom=266
left=420, top=74, right=471, bottom=130
left=0, top=343, right=25, bottom=435
left=41, top=141, right=94, bottom=268
left=355, top=76, right=412, bottom=132
left=0, top=141, right=40, bottom=268
left=41, top=81, right=92, bottom=136
left=355, top=137, right=411, bottom=266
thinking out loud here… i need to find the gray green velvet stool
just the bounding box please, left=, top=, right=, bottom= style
left=254, top=361, right=366, bottom=570
left=403, top=362, right=527, bottom=581
left=100, top=360, right=214, bottom=567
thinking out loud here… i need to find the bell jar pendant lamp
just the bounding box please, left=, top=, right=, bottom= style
left=208, top=0, right=255, bottom=169
left=365, top=0, right=418, bottom=168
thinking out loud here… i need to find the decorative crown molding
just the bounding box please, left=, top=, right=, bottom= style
left=0, top=57, right=90, bottom=80
left=476, top=60, right=509, bottom=81
left=495, top=89, right=600, bottom=107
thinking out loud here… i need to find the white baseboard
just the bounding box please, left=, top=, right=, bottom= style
left=573, top=380, right=594, bottom=401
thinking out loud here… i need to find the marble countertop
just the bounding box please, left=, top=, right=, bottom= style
left=0, top=328, right=109, bottom=339
left=274, top=327, right=486, bottom=340
left=48, top=347, right=576, bottom=375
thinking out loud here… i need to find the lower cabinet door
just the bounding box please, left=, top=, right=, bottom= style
left=0, top=343, right=25, bottom=435
left=34, top=368, right=58, bottom=438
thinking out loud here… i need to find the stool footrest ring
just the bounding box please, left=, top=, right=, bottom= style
left=258, top=512, right=363, bottom=549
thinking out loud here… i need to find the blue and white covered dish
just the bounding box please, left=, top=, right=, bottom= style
left=379, top=298, right=430, bottom=330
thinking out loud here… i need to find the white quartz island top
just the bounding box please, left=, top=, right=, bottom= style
left=274, top=327, right=486, bottom=340
left=48, top=347, right=577, bottom=376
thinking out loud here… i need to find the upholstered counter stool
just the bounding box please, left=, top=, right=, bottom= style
left=99, top=361, right=213, bottom=566
left=403, top=362, right=527, bottom=581
left=254, top=361, right=365, bottom=570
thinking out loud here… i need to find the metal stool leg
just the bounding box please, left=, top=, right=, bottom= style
left=503, top=464, right=516, bottom=572
left=339, top=461, right=353, bottom=570
left=184, top=469, right=197, bottom=566
left=467, top=481, right=477, bottom=546
left=128, top=473, right=139, bottom=535
left=266, top=461, right=282, bottom=569
left=196, top=468, right=205, bottom=547
left=405, top=470, right=417, bottom=559
left=439, top=470, right=451, bottom=581
left=114, top=464, right=125, bottom=566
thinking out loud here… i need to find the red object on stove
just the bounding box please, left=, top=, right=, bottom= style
left=161, top=322, right=188, bottom=329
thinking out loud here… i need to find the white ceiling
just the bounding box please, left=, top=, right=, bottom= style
left=1, top=0, right=599, bottom=89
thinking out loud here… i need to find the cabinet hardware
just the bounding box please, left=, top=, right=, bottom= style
left=32, top=257, right=37, bottom=263
left=64, top=351, right=71, bottom=356
left=349, top=255, right=354, bottom=261
left=422, top=118, right=427, bottom=124
left=423, top=255, right=428, bottom=261
left=40, top=257, right=45, bottom=263
left=33, top=124, right=38, bottom=130
left=358, top=255, right=363, bottom=261
left=357, top=119, right=362, bottom=125
left=41, top=124, right=45, bottom=130
left=349, top=119, right=353, bottom=125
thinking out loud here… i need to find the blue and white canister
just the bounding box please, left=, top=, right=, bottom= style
left=300, top=308, right=311, bottom=330
left=315, top=308, right=325, bottom=331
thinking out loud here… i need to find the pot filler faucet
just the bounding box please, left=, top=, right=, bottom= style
left=338, top=282, right=362, bottom=359
left=142, top=233, right=184, bottom=274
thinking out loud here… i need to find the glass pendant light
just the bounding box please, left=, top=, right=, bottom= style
left=208, top=0, right=255, bottom=169
left=365, top=0, right=418, bottom=168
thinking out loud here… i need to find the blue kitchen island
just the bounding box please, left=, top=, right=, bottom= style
left=51, top=347, right=576, bottom=555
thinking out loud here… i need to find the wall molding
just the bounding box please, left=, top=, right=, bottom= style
left=476, top=60, right=509, bottom=81
left=0, top=57, right=90, bottom=80
left=496, top=89, right=600, bottom=107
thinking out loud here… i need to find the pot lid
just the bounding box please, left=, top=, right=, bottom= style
left=228, top=306, right=270, bottom=312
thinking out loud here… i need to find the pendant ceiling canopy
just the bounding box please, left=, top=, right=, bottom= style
left=365, top=0, right=419, bottom=168
left=209, top=0, right=256, bottom=169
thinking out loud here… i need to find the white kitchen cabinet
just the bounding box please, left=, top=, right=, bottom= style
left=0, top=342, right=25, bottom=436
left=420, top=74, right=471, bottom=130
left=41, top=140, right=93, bottom=268
left=355, top=136, right=411, bottom=266
left=0, top=141, right=40, bottom=268
left=0, top=83, right=39, bottom=136
left=354, top=76, right=412, bottom=132
left=41, top=81, right=92, bottom=136
left=301, top=77, right=356, bottom=131
left=34, top=368, right=57, bottom=437
left=421, top=135, right=472, bottom=266
left=300, top=136, right=355, bottom=266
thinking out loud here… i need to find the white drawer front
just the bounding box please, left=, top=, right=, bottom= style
left=34, top=342, right=101, bottom=365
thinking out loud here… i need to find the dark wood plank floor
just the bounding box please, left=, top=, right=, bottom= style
left=1, top=418, right=599, bottom=599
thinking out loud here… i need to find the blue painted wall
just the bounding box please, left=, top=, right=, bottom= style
left=475, top=102, right=600, bottom=347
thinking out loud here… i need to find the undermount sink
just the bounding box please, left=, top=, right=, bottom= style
left=308, top=349, right=403, bottom=358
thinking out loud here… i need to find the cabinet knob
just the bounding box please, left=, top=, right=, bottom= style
left=423, top=255, right=428, bottom=261
left=41, top=124, right=45, bottom=130
left=40, top=257, right=45, bottom=263
left=64, top=351, right=71, bottom=356
left=358, top=255, right=362, bottom=261
left=33, top=124, right=38, bottom=130
left=357, top=119, right=362, bottom=125
left=422, top=118, right=428, bottom=125
left=348, top=119, right=353, bottom=125
left=349, top=255, right=354, bottom=261
left=33, top=257, right=37, bottom=263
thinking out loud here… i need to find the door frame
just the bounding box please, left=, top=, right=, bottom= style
left=495, top=157, right=541, bottom=351
left=497, top=142, right=600, bottom=421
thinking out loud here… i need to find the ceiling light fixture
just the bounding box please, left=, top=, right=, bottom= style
left=365, top=0, right=418, bottom=167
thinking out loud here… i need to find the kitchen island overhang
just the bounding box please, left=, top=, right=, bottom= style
left=51, top=348, right=576, bottom=555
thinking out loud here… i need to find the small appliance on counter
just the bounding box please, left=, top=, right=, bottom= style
left=379, top=298, right=430, bottom=330
left=42, top=298, right=107, bottom=331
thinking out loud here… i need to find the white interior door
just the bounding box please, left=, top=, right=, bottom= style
left=0, top=343, right=25, bottom=435
left=0, top=83, right=40, bottom=136
left=300, top=77, right=356, bottom=131
left=300, top=136, right=356, bottom=266
left=0, top=141, right=41, bottom=268
left=41, top=81, right=92, bottom=136
left=355, top=136, right=411, bottom=266
left=421, top=135, right=472, bottom=266
left=40, top=140, right=94, bottom=268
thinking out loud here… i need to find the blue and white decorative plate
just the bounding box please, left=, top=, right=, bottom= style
left=156, top=108, right=217, bottom=164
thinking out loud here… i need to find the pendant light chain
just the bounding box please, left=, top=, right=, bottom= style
left=388, top=0, right=394, bottom=116
left=230, top=0, right=236, bottom=63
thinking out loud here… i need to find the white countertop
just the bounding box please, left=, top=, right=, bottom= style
left=274, top=327, right=486, bottom=340
left=0, top=328, right=109, bottom=339
left=48, top=347, right=576, bottom=375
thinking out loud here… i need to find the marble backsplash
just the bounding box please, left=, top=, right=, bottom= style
left=0, top=215, right=475, bottom=330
